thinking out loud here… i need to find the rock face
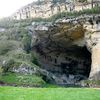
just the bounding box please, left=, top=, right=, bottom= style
left=84, top=15, right=100, bottom=80
left=90, top=44, right=100, bottom=80
left=31, top=15, right=100, bottom=85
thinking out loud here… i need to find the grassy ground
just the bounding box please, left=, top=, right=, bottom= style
left=0, top=86, right=100, bottom=100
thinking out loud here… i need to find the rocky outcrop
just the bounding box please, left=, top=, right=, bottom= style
left=2, top=59, right=66, bottom=85
left=84, top=15, right=100, bottom=80
left=90, top=44, right=100, bottom=80
left=31, top=15, right=100, bottom=85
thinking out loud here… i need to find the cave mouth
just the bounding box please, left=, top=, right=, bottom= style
left=42, top=46, right=92, bottom=80
left=36, top=45, right=92, bottom=84
left=60, top=46, right=91, bottom=79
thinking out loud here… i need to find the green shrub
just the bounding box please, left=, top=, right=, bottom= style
left=32, top=57, right=39, bottom=66
left=22, top=34, right=32, bottom=53
left=7, top=50, right=32, bottom=62
left=0, top=18, right=33, bottom=28
left=82, top=80, right=100, bottom=87
left=0, top=72, right=45, bottom=87
left=2, top=58, right=15, bottom=72
left=1, top=56, right=38, bottom=73
left=1, top=6, right=100, bottom=28
left=3, top=27, right=29, bottom=41
left=31, top=52, right=39, bottom=66
left=0, top=40, right=22, bottom=55
left=0, top=66, right=3, bottom=74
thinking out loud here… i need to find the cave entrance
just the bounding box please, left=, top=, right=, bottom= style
left=61, top=46, right=91, bottom=78
left=81, top=46, right=91, bottom=78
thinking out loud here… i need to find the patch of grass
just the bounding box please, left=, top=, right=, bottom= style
left=0, top=73, right=45, bottom=87
left=0, top=87, right=100, bottom=100
left=42, top=83, right=59, bottom=88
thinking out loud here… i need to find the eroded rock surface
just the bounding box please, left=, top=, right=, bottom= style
left=84, top=15, right=100, bottom=80
left=31, top=15, right=100, bottom=85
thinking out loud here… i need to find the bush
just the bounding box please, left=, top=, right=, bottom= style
left=0, top=41, right=13, bottom=55
left=1, top=56, right=38, bottom=73
left=0, top=18, right=33, bottom=28
left=22, top=34, right=32, bottom=53
left=2, top=58, right=15, bottom=72
left=31, top=52, right=39, bottom=66
left=0, top=72, right=45, bottom=87
left=7, top=50, right=32, bottom=62
left=3, top=27, right=28, bottom=41
left=82, top=80, right=100, bottom=87
left=0, top=67, right=3, bottom=74
left=0, top=40, right=22, bottom=55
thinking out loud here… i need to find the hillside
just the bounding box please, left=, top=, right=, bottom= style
left=0, top=4, right=100, bottom=87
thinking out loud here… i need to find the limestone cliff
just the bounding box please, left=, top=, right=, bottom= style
left=31, top=15, right=100, bottom=85
left=84, top=15, right=100, bottom=80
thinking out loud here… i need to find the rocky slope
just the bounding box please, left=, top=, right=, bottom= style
left=31, top=15, right=100, bottom=85
left=0, top=15, right=100, bottom=87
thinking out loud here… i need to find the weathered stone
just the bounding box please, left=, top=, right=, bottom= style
left=30, top=15, right=100, bottom=85
left=12, top=64, right=34, bottom=75
left=89, top=44, right=100, bottom=80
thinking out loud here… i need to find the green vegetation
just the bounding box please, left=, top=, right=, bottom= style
left=0, top=73, right=45, bottom=87
left=0, top=23, right=38, bottom=65
left=78, top=0, right=87, bottom=3
left=0, top=87, right=100, bottom=100
left=0, top=18, right=33, bottom=28
left=83, top=80, right=100, bottom=86
left=52, top=0, right=69, bottom=4
left=0, top=55, right=38, bottom=73
left=46, top=6, right=100, bottom=22
left=22, top=34, right=32, bottom=53
left=0, top=6, right=100, bottom=28
left=0, top=15, right=40, bottom=87
left=0, top=40, right=22, bottom=55
left=0, top=5, right=100, bottom=88
left=24, top=6, right=100, bottom=22
left=6, top=50, right=32, bottom=62
left=0, top=25, right=41, bottom=86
